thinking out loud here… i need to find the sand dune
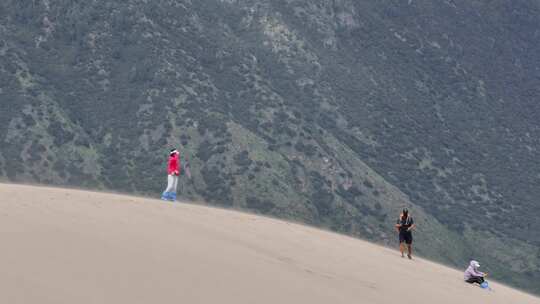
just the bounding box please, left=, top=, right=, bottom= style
left=0, top=183, right=538, bottom=304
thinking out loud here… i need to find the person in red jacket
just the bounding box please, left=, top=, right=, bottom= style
left=161, top=149, right=181, bottom=201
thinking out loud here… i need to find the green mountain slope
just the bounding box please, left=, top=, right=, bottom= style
left=1, top=0, right=539, bottom=294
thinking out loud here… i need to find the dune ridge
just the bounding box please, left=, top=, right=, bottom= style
left=1, top=183, right=538, bottom=304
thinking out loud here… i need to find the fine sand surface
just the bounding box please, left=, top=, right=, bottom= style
left=1, top=183, right=539, bottom=304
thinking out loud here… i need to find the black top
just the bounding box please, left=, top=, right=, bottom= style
left=396, top=216, right=414, bottom=233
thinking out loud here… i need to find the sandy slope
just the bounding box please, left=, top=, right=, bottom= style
left=0, top=184, right=538, bottom=304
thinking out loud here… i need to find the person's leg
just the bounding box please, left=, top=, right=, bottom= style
left=162, top=174, right=174, bottom=200
left=399, top=233, right=405, bottom=257
left=166, top=175, right=175, bottom=192
left=466, top=277, right=484, bottom=285
left=162, top=175, right=174, bottom=200
left=173, top=175, right=179, bottom=193
left=405, top=232, right=413, bottom=259
left=170, top=175, right=179, bottom=201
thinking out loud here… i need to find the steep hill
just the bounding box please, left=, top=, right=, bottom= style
left=1, top=0, right=539, bottom=293
left=1, top=184, right=539, bottom=304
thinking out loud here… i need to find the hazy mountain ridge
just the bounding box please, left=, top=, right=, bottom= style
left=1, top=0, right=539, bottom=293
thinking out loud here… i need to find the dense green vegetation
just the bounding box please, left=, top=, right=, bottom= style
left=1, top=0, right=539, bottom=294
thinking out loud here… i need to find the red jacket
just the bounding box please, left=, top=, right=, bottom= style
left=167, top=153, right=181, bottom=175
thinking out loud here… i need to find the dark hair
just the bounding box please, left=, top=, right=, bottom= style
left=401, top=208, right=409, bottom=218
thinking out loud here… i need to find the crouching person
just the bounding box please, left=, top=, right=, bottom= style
left=464, top=260, right=488, bottom=285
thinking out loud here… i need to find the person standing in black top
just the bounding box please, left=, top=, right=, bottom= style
left=395, top=208, right=416, bottom=259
